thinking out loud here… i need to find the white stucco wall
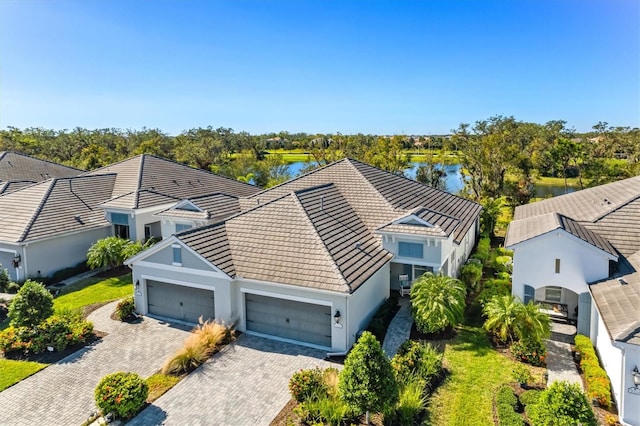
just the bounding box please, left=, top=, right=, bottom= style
left=346, top=263, right=390, bottom=348
left=511, top=231, right=611, bottom=300
left=450, top=222, right=479, bottom=277
left=593, top=310, right=624, bottom=410
left=24, top=227, right=111, bottom=280
left=618, top=344, right=640, bottom=426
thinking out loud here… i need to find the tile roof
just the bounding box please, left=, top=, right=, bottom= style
left=157, top=193, right=241, bottom=222
left=177, top=183, right=393, bottom=293
left=0, top=151, right=83, bottom=183
left=0, top=174, right=116, bottom=243
left=505, top=212, right=617, bottom=257
left=0, top=181, right=37, bottom=195
left=590, top=251, right=640, bottom=345
left=377, top=207, right=461, bottom=238
left=85, top=154, right=259, bottom=209
left=240, top=158, right=481, bottom=244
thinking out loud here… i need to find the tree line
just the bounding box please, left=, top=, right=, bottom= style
left=1, top=116, right=638, bottom=202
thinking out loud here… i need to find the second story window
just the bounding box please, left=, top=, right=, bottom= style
left=176, top=223, right=192, bottom=233
left=172, top=244, right=182, bottom=266
left=398, top=242, right=424, bottom=259
left=555, top=258, right=561, bottom=274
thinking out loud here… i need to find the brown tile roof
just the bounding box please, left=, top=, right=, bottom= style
left=590, top=251, right=640, bottom=345
left=85, top=154, right=259, bottom=209
left=240, top=158, right=481, bottom=244
left=157, top=193, right=241, bottom=222
left=0, top=174, right=116, bottom=242
left=505, top=213, right=617, bottom=257
left=0, top=151, right=83, bottom=185
left=178, top=183, right=393, bottom=293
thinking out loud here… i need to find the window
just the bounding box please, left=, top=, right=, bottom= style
left=176, top=223, right=192, bottom=233
left=112, top=213, right=130, bottom=239
left=172, top=245, right=182, bottom=265
left=413, top=265, right=432, bottom=280
left=555, top=258, right=561, bottom=274
left=545, top=286, right=562, bottom=303
left=398, top=242, right=423, bottom=259
left=114, top=224, right=129, bottom=239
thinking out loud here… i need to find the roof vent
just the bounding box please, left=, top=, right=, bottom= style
left=256, top=199, right=260, bottom=206
left=172, top=179, right=178, bottom=185
left=321, top=195, right=324, bottom=211
left=603, top=198, right=611, bottom=205
left=354, top=242, right=361, bottom=250
left=618, top=278, right=628, bottom=285
left=74, top=215, right=84, bottom=224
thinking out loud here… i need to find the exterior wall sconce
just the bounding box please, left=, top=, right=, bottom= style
left=633, top=366, right=640, bottom=388
left=135, top=280, right=142, bottom=296
left=334, top=310, right=343, bottom=328
left=12, top=254, right=21, bottom=267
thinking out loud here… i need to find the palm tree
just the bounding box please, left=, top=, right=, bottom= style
left=516, top=301, right=551, bottom=341
left=410, top=273, right=466, bottom=334
left=482, top=294, right=521, bottom=344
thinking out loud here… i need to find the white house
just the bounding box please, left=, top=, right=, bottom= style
left=505, top=175, right=640, bottom=426
left=127, top=159, right=482, bottom=353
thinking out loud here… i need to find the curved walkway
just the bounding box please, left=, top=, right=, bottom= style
left=382, top=297, right=413, bottom=357
left=0, top=301, right=190, bottom=426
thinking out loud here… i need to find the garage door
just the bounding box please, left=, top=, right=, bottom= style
left=245, top=293, right=332, bottom=347
left=147, top=280, right=215, bottom=323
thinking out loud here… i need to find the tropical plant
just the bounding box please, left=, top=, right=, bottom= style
left=411, top=273, right=466, bottom=334
left=528, top=381, right=597, bottom=426
left=94, top=372, right=148, bottom=419
left=460, top=261, right=483, bottom=291
left=518, top=301, right=552, bottom=342
left=338, top=331, right=398, bottom=424
left=480, top=197, right=502, bottom=237
left=87, top=237, right=131, bottom=270
left=393, top=377, right=428, bottom=425
left=483, top=295, right=550, bottom=344
left=8, top=280, right=53, bottom=327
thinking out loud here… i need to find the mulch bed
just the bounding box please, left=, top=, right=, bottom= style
left=94, top=265, right=130, bottom=279
left=2, top=330, right=107, bottom=364
left=270, top=399, right=385, bottom=426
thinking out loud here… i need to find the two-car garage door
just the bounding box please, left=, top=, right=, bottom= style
left=147, top=280, right=215, bottom=324
left=245, top=293, right=332, bottom=348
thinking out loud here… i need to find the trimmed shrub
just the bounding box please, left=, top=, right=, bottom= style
left=471, top=237, right=491, bottom=265
left=574, top=334, right=612, bottom=407
left=496, top=386, right=524, bottom=426
left=512, top=364, right=533, bottom=386
left=496, top=385, right=518, bottom=409
left=8, top=280, right=53, bottom=327
left=115, top=297, right=135, bottom=321
left=477, top=279, right=512, bottom=308
left=289, top=367, right=327, bottom=403
left=460, top=262, right=483, bottom=291
left=519, top=389, right=541, bottom=406
left=511, top=338, right=546, bottom=367
left=94, top=372, right=148, bottom=419
left=528, top=381, right=596, bottom=426
left=391, top=340, right=443, bottom=388
left=0, top=267, right=12, bottom=292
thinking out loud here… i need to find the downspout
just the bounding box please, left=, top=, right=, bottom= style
left=21, top=244, right=28, bottom=281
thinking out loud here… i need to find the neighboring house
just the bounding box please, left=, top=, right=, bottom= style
left=505, top=175, right=640, bottom=426
left=0, top=151, right=83, bottom=195
left=127, top=159, right=481, bottom=353
left=84, top=154, right=259, bottom=242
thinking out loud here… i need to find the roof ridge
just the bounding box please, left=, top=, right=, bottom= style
left=592, top=192, right=640, bottom=223
left=342, top=159, right=398, bottom=212
left=19, top=179, right=57, bottom=242
left=134, top=155, right=146, bottom=209
left=291, top=191, right=350, bottom=289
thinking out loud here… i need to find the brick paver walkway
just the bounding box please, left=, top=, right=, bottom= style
left=0, top=301, right=190, bottom=426
left=546, top=320, right=583, bottom=389
left=128, top=334, right=333, bottom=426
left=382, top=297, right=412, bottom=357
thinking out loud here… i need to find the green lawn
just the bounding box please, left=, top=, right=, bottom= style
left=0, top=359, right=47, bottom=391
left=426, top=325, right=520, bottom=426
left=54, top=273, right=133, bottom=313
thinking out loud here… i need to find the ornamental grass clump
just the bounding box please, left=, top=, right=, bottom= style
left=162, top=318, right=233, bottom=375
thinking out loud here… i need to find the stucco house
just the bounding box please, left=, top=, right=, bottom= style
left=505, top=175, right=640, bottom=425
left=0, top=153, right=258, bottom=282
left=126, top=159, right=481, bottom=353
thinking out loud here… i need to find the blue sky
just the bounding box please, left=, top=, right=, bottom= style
left=1, top=0, right=638, bottom=135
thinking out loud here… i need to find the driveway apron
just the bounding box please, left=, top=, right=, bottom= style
left=0, top=301, right=190, bottom=426
left=128, top=334, right=333, bottom=426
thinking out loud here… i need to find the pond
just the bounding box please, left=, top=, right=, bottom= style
left=285, top=161, right=573, bottom=198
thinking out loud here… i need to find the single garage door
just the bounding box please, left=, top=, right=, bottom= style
left=245, top=293, right=332, bottom=347
left=147, top=280, right=215, bottom=323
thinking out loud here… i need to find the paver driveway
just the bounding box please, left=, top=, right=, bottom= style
left=128, top=334, right=334, bottom=426
left=0, top=301, right=190, bottom=426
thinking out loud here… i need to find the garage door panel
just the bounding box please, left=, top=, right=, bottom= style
left=245, top=294, right=331, bottom=347
left=147, top=280, right=215, bottom=323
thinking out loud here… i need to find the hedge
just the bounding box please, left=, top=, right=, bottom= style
left=495, top=385, right=523, bottom=426
left=574, top=334, right=612, bottom=407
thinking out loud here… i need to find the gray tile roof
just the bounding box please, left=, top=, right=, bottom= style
left=85, top=154, right=259, bottom=209
left=0, top=151, right=83, bottom=193
left=377, top=207, right=461, bottom=238
left=0, top=174, right=116, bottom=243
left=178, top=183, right=393, bottom=293
left=157, top=193, right=241, bottom=222
left=505, top=212, right=617, bottom=257
left=240, top=158, right=481, bottom=244
left=590, top=251, right=640, bottom=345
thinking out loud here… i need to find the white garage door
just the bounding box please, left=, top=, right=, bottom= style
left=147, top=280, right=215, bottom=324
left=245, top=293, right=332, bottom=347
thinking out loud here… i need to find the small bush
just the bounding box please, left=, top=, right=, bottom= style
left=496, top=385, right=523, bottom=426
left=115, top=297, right=135, bottom=321
left=391, top=340, right=443, bottom=388
left=496, top=247, right=513, bottom=257
left=8, top=280, right=54, bottom=327
left=289, top=367, right=327, bottom=403
left=519, top=389, right=541, bottom=406
left=477, top=279, right=512, bottom=307
left=94, top=372, right=148, bottom=419
left=494, top=256, right=513, bottom=273
left=512, top=364, right=533, bottom=385
left=0, top=268, right=14, bottom=293
left=460, top=262, right=483, bottom=291
left=496, top=385, right=518, bottom=409
left=528, top=381, right=596, bottom=426
left=574, top=334, right=613, bottom=407
left=511, top=338, right=546, bottom=367
left=471, top=237, right=491, bottom=265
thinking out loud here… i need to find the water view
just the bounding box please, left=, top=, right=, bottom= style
left=286, top=161, right=575, bottom=198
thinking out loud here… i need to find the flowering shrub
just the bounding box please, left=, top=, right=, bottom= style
left=288, top=367, right=326, bottom=402
left=575, top=334, right=612, bottom=407
left=391, top=340, right=442, bottom=387
left=115, top=297, right=135, bottom=321
left=95, top=372, right=148, bottom=419
left=510, top=338, right=546, bottom=367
